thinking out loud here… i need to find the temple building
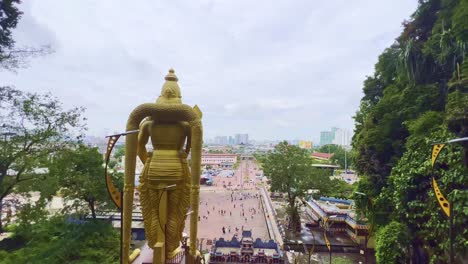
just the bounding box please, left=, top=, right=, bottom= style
left=209, top=230, right=284, bottom=264
left=305, top=197, right=374, bottom=248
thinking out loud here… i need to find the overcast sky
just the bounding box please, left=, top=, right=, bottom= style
left=0, top=0, right=418, bottom=142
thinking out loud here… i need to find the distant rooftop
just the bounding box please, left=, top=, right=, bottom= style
left=311, top=152, right=334, bottom=160
left=312, top=164, right=340, bottom=168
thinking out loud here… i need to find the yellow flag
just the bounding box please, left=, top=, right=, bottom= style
left=324, top=232, right=331, bottom=251
left=431, top=144, right=445, bottom=168
left=432, top=177, right=450, bottom=217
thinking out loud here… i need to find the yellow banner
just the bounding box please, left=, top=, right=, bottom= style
left=323, top=216, right=331, bottom=251
left=431, top=144, right=445, bottom=168
left=324, top=232, right=331, bottom=251
left=432, top=177, right=450, bottom=217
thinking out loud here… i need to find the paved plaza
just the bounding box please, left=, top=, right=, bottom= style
left=183, top=160, right=270, bottom=250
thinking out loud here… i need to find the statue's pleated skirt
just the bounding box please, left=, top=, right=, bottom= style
left=139, top=150, right=191, bottom=259
left=147, top=150, right=184, bottom=183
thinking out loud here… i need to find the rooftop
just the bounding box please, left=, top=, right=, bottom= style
left=311, top=152, right=334, bottom=160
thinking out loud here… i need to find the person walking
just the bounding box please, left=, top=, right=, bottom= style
left=222, top=226, right=226, bottom=234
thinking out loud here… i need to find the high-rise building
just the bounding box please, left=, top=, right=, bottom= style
left=320, top=131, right=334, bottom=146
left=214, top=136, right=228, bottom=145
left=320, top=127, right=351, bottom=148
left=332, top=128, right=351, bottom=148
left=235, top=134, right=249, bottom=145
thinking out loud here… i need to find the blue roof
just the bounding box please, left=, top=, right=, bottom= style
left=215, top=237, right=241, bottom=248
left=319, top=197, right=353, bottom=205
left=253, top=238, right=278, bottom=250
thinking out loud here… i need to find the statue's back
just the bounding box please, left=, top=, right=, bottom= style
left=147, top=122, right=188, bottom=183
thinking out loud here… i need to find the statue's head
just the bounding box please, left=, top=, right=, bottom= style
left=156, top=69, right=182, bottom=104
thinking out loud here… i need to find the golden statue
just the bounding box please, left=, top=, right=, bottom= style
left=122, top=69, right=203, bottom=264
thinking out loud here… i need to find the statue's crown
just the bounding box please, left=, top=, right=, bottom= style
left=165, top=68, right=178, bottom=81
left=156, top=68, right=182, bottom=104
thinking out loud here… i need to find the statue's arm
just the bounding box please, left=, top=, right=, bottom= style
left=137, top=120, right=151, bottom=163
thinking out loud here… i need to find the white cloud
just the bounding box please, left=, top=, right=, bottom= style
left=0, top=0, right=418, bottom=142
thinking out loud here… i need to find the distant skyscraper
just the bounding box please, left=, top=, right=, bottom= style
left=235, top=134, right=249, bottom=145
left=214, top=136, right=228, bottom=145
left=320, top=127, right=351, bottom=148
left=332, top=128, right=350, bottom=147
left=320, top=131, right=334, bottom=146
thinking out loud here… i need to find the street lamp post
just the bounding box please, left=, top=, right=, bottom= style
left=344, top=148, right=347, bottom=173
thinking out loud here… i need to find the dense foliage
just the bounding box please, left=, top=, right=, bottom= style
left=353, top=0, right=467, bottom=262
left=0, top=87, right=122, bottom=263
left=375, top=221, right=411, bottom=263
left=50, top=145, right=114, bottom=219
left=0, top=86, right=85, bottom=232
left=0, top=216, right=120, bottom=264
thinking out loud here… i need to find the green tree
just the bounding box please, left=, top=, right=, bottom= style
left=51, top=145, right=109, bottom=219
left=262, top=141, right=328, bottom=231
left=0, top=86, right=85, bottom=232
left=327, top=179, right=356, bottom=199
left=375, top=221, right=410, bottom=264
left=0, top=216, right=120, bottom=263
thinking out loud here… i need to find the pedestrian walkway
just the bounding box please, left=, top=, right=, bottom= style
left=259, top=187, right=284, bottom=248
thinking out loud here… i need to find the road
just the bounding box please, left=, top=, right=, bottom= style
left=211, top=159, right=263, bottom=190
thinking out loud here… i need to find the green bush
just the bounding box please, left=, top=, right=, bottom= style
left=375, top=221, right=410, bottom=264
left=0, top=216, right=120, bottom=264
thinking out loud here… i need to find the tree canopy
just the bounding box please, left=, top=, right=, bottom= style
left=352, top=0, right=467, bottom=262
left=0, top=87, right=123, bottom=263
left=0, top=216, right=120, bottom=264
left=261, top=141, right=330, bottom=231
left=0, top=86, right=85, bottom=232
left=50, top=144, right=112, bottom=219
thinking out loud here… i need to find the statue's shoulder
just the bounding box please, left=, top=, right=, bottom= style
left=179, top=121, right=190, bottom=130
left=141, top=119, right=152, bottom=126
